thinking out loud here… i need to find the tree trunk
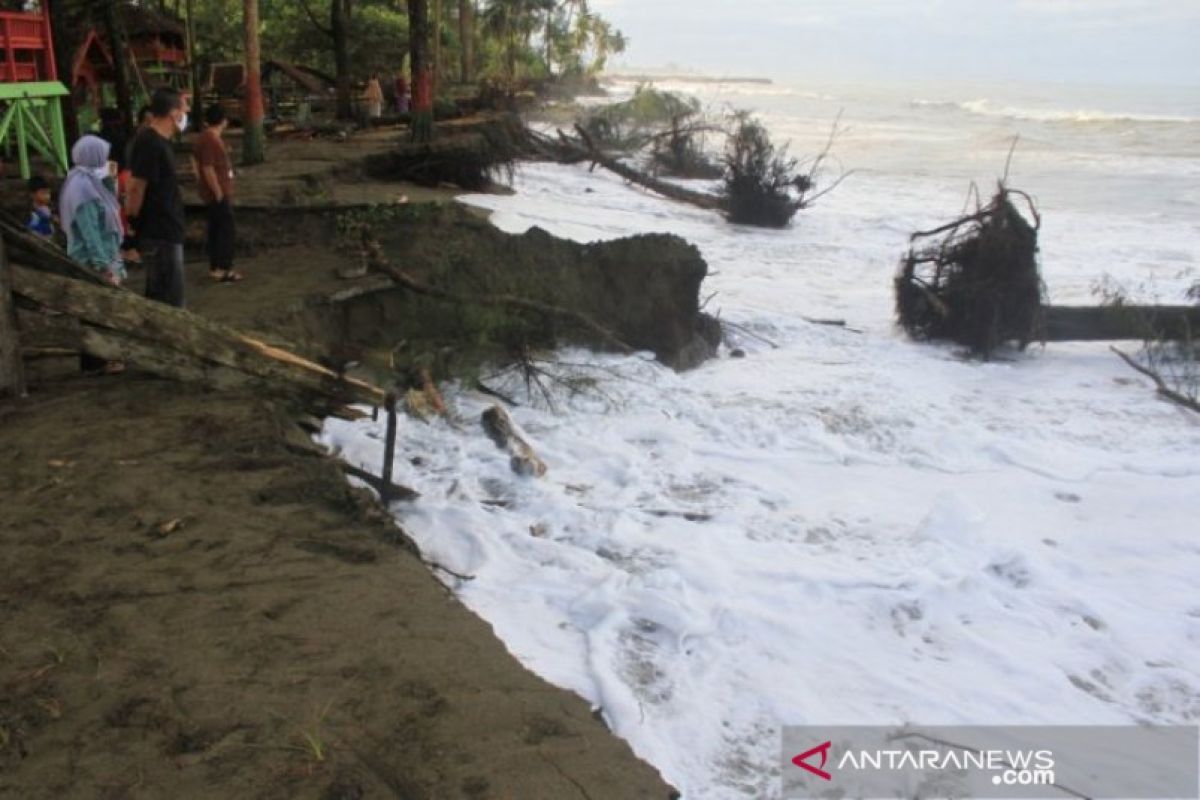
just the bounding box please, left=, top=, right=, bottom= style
left=432, top=0, right=442, bottom=85
left=332, top=0, right=353, bottom=120
left=0, top=239, right=26, bottom=399
left=409, top=0, right=434, bottom=142
left=1043, top=305, right=1200, bottom=342
left=458, top=0, right=474, bottom=83
left=241, top=0, right=266, bottom=164
left=48, top=2, right=82, bottom=143
left=185, top=0, right=203, bottom=114
left=102, top=1, right=135, bottom=133
left=9, top=263, right=384, bottom=406
left=554, top=125, right=726, bottom=212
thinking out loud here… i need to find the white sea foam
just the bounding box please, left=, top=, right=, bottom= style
left=916, top=97, right=1200, bottom=125
left=322, top=83, right=1200, bottom=798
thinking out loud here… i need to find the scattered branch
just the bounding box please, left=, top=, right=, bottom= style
left=1111, top=346, right=1200, bottom=414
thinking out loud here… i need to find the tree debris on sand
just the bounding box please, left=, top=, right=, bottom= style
left=895, top=184, right=1045, bottom=358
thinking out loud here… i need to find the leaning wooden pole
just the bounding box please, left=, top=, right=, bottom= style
left=0, top=239, right=26, bottom=399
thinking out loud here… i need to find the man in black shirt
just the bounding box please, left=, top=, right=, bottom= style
left=126, top=88, right=190, bottom=307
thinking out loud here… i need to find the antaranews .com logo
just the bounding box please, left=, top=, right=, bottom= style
left=781, top=725, right=1199, bottom=799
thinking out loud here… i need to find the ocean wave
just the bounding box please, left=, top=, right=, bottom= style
left=912, top=97, right=1199, bottom=125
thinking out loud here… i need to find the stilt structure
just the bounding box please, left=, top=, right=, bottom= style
left=0, top=4, right=69, bottom=179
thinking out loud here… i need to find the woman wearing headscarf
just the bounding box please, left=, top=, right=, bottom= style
left=61, top=134, right=126, bottom=373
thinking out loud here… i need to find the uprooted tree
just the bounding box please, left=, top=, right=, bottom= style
left=896, top=185, right=1045, bottom=357
left=531, top=91, right=849, bottom=229
left=895, top=183, right=1200, bottom=409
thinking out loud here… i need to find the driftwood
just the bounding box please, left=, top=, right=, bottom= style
left=481, top=404, right=547, bottom=478
left=0, top=238, right=26, bottom=398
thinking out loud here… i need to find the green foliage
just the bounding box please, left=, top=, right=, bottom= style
left=180, top=0, right=623, bottom=93
left=721, top=112, right=808, bottom=228
left=582, top=86, right=700, bottom=149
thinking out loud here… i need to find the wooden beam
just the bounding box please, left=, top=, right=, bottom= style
left=0, top=238, right=27, bottom=398
left=10, top=265, right=385, bottom=406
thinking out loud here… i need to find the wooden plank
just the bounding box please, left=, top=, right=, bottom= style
left=0, top=212, right=103, bottom=284
left=10, top=264, right=385, bottom=406
left=0, top=237, right=27, bottom=398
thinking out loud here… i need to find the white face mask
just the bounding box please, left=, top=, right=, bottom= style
left=90, top=166, right=110, bottom=180
left=176, top=112, right=189, bottom=133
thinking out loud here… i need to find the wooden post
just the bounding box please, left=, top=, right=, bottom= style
left=380, top=391, right=398, bottom=503
left=0, top=238, right=27, bottom=398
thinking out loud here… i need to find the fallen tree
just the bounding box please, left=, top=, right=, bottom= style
left=896, top=184, right=1200, bottom=357
left=529, top=111, right=849, bottom=228
left=0, top=216, right=384, bottom=410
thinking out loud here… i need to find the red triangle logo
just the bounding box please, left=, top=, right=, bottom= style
left=792, top=740, right=833, bottom=781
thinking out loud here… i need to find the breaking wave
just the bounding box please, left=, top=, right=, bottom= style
left=912, top=97, right=1199, bottom=125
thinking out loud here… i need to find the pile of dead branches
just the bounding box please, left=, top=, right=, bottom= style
left=896, top=185, right=1045, bottom=357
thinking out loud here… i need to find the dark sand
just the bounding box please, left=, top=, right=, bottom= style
left=0, top=129, right=676, bottom=799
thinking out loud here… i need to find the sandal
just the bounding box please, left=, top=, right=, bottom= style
left=211, top=270, right=244, bottom=283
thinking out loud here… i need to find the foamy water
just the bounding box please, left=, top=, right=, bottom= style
left=322, top=81, right=1200, bottom=798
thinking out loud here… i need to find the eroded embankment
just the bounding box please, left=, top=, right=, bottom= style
left=214, top=202, right=721, bottom=376
left=2, top=194, right=712, bottom=800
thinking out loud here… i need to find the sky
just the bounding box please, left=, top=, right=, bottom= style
left=591, top=0, right=1200, bottom=87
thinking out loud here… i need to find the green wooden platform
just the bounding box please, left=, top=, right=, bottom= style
left=0, top=81, right=69, bottom=180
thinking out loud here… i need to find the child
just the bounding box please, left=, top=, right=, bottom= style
left=27, top=176, right=54, bottom=238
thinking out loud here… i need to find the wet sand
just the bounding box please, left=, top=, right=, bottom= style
left=0, top=128, right=675, bottom=799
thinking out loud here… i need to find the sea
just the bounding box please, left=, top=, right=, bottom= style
left=322, top=78, right=1200, bottom=798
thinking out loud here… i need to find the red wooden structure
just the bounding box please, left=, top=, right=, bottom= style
left=0, top=4, right=69, bottom=178
left=0, top=7, right=59, bottom=82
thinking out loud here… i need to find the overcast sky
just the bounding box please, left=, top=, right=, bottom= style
left=592, top=0, right=1200, bottom=86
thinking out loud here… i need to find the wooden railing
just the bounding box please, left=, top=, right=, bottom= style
left=0, top=9, right=57, bottom=83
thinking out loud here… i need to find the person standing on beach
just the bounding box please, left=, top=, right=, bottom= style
left=192, top=104, right=243, bottom=283
left=126, top=88, right=189, bottom=307
left=394, top=72, right=410, bottom=114
left=60, top=134, right=126, bottom=374
left=365, top=73, right=384, bottom=119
